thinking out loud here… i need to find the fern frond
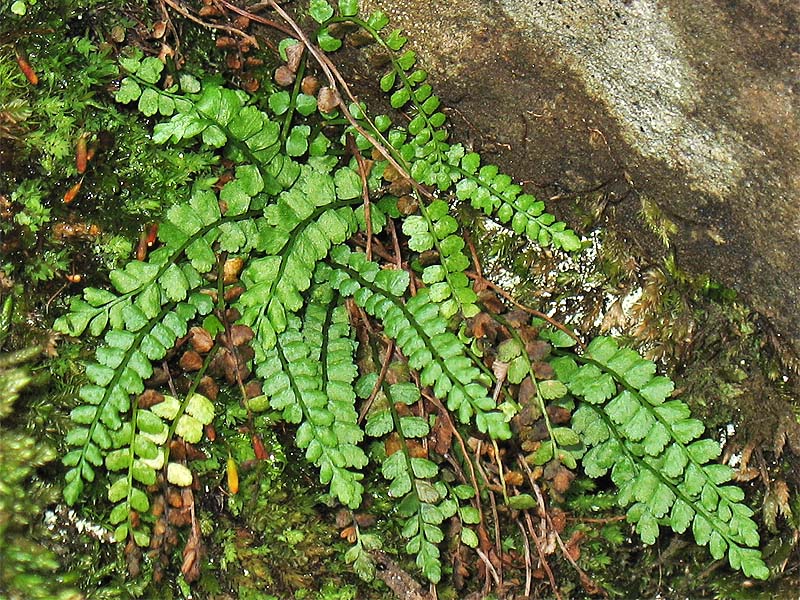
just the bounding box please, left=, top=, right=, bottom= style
left=368, top=381, right=445, bottom=582
left=402, top=198, right=479, bottom=319
left=248, top=309, right=366, bottom=508
left=559, top=336, right=769, bottom=579
left=323, top=246, right=511, bottom=440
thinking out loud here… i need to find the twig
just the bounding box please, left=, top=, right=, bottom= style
left=487, top=476, right=503, bottom=589
left=347, top=133, right=373, bottom=261
left=219, top=0, right=295, bottom=36
left=475, top=548, right=501, bottom=587
left=466, top=270, right=586, bottom=350
left=517, top=519, right=532, bottom=598
left=358, top=339, right=394, bottom=423
left=519, top=455, right=604, bottom=597
left=464, top=231, right=483, bottom=280
left=161, top=0, right=259, bottom=48
left=523, top=509, right=561, bottom=600
left=387, top=218, right=403, bottom=269
left=566, top=515, right=627, bottom=524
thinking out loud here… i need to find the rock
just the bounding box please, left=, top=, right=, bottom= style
left=358, top=0, right=800, bottom=362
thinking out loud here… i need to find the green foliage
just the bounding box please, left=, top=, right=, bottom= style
left=45, top=0, right=768, bottom=593
left=0, top=331, right=80, bottom=600
left=562, top=336, right=768, bottom=579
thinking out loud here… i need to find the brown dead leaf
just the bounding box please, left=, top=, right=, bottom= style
left=550, top=508, right=567, bottom=533
left=317, top=87, right=340, bottom=113
left=477, top=290, right=505, bottom=314
left=525, top=339, right=551, bottom=363
left=181, top=530, right=202, bottom=582
left=547, top=405, right=572, bottom=425
left=229, top=324, right=254, bottom=347
left=166, top=488, right=183, bottom=508
left=198, top=4, right=221, bottom=17
left=503, top=471, right=524, bottom=487
left=397, top=194, right=419, bottom=215
left=355, top=513, right=376, bottom=528
left=224, top=285, right=245, bottom=302
left=301, top=76, right=320, bottom=96
left=504, top=309, right=529, bottom=330
left=125, top=538, right=142, bottom=577
left=385, top=433, right=402, bottom=457
left=244, top=380, right=262, bottom=398
left=388, top=178, right=413, bottom=196
left=285, top=42, right=304, bottom=73
left=517, top=376, right=537, bottom=408
left=197, top=375, right=219, bottom=401
left=168, top=508, right=191, bottom=527
left=232, top=15, right=250, bottom=29
left=189, top=326, right=214, bottom=353
left=137, top=389, right=164, bottom=409
left=274, top=65, right=295, bottom=87
left=600, top=299, right=626, bottom=333
left=151, top=494, right=165, bottom=518
left=532, top=361, right=555, bottom=380
left=334, top=508, right=350, bottom=528
left=407, top=440, right=428, bottom=459
left=430, top=414, right=453, bottom=455
left=223, top=258, right=244, bottom=284
left=550, top=465, right=575, bottom=495
left=179, top=350, right=203, bottom=372
left=763, top=479, right=792, bottom=532
left=565, top=530, right=585, bottom=562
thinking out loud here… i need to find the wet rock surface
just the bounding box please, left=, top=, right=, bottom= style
left=358, top=0, right=800, bottom=360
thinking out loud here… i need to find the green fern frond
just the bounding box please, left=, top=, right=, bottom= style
left=559, top=336, right=769, bottom=579
left=323, top=246, right=511, bottom=439
left=248, top=309, right=366, bottom=508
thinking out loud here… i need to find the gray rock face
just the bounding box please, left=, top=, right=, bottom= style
left=362, top=0, right=800, bottom=360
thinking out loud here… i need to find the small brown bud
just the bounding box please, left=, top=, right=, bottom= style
left=229, top=324, right=255, bottom=347
left=215, top=36, right=237, bottom=49
left=274, top=65, right=295, bottom=87
left=317, top=86, right=340, bottom=113
left=189, top=326, right=214, bottom=353
left=179, top=350, right=204, bottom=372
left=285, top=42, right=304, bottom=73
left=300, top=75, right=320, bottom=97
left=233, top=15, right=250, bottom=29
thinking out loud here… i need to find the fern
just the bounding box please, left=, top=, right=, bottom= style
left=559, top=336, right=768, bottom=579
left=52, top=0, right=769, bottom=590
